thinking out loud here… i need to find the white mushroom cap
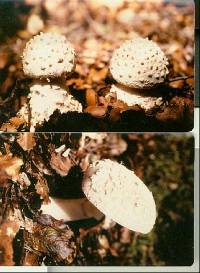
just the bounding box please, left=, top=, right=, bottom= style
left=17, top=82, right=82, bottom=132
left=110, top=37, right=169, bottom=89
left=22, top=32, right=75, bottom=78
left=82, top=159, right=157, bottom=234
left=109, top=83, right=163, bottom=111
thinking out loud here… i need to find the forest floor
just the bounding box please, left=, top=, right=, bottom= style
left=0, top=0, right=194, bottom=132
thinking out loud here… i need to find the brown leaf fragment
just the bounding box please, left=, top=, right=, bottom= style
left=109, top=107, right=122, bottom=122
left=86, top=88, right=97, bottom=106
left=120, top=227, right=131, bottom=244
left=67, top=77, right=85, bottom=88
left=35, top=176, right=49, bottom=203
left=22, top=250, right=41, bottom=266
left=0, top=52, right=9, bottom=69
left=31, top=154, right=52, bottom=176
left=0, top=221, right=20, bottom=266
left=105, top=134, right=127, bottom=156
left=36, top=214, right=64, bottom=228
left=17, top=133, right=36, bottom=151
left=79, top=154, right=90, bottom=172
left=88, top=68, right=108, bottom=83
left=24, top=222, right=77, bottom=265
left=84, top=106, right=107, bottom=118
left=18, top=172, right=31, bottom=188
left=0, top=117, right=25, bottom=132
left=0, top=155, right=23, bottom=182
left=156, top=96, right=193, bottom=122
left=110, top=247, right=119, bottom=257
left=50, top=150, right=74, bottom=177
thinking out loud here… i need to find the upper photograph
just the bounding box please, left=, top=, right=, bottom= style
left=0, top=0, right=194, bottom=132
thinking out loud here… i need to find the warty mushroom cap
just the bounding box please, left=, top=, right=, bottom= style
left=109, top=83, right=163, bottom=111
left=82, top=159, right=157, bottom=234
left=17, top=81, right=82, bottom=132
left=22, top=32, right=75, bottom=78
left=110, top=37, right=169, bottom=89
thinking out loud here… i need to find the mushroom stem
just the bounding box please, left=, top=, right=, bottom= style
left=41, top=197, right=104, bottom=228
left=108, top=83, right=163, bottom=111
left=17, top=81, right=82, bottom=131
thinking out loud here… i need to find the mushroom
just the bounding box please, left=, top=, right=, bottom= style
left=18, top=32, right=82, bottom=131
left=17, top=81, right=82, bottom=132
left=82, top=159, right=157, bottom=234
left=22, top=32, right=75, bottom=79
left=108, top=37, right=169, bottom=111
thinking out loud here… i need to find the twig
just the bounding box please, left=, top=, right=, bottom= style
left=168, top=75, right=194, bottom=82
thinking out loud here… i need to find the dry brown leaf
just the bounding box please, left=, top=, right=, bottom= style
left=22, top=251, right=41, bottom=266
left=120, top=227, right=131, bottom=244
left=18, top=172, right=31, bottom=188
left=0, top=117, right=25, bottom=132
left=0, top=52, right=9, bottom=70
left=88, top=68, right=108, bottom=84
left=86, top=88, right=97, bottom=106
left=109, top=107, right=122, bottom=122
left=23, top=222, right=77, bottom=265
left=35, top=176, right=49, bottom=203
left=50, top=151, right=74, bottom=177
left=110, top=247, right=119, bottom=257
left=156, top=96, right=193, bottom=122
left=84, top=106, right=107, bottom=118
left=0, top=155, right=23, bottom=182
left=79, top=154, right=90, bottom=172
left=17, top=133, right=36, bottom=151
left=0, top=221, right=20, bottom=266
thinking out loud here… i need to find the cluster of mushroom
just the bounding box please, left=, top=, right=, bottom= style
left=17, top=33, right=169, bottom=130
left=18, top=32, right=82, bottom=132
left=108, top=37, right=169, bottom=112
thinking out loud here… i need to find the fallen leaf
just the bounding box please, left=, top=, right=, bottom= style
left=35, top=176, right=49, bottom=203
left=0, top=155, right=23, bottom=182
left=84, top=106, right=107, bottom=118
left=86, top=89, right=97, bottom=106
left=0, top=221, right=20, bottom=266
left=0, top=117, right=26, bottom=132
left=50, top=150, right=74, bottom=177
left=17, top=133, right=36, bottom=151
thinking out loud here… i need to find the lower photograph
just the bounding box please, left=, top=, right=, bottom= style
left=0, top=133, right=194, bottom=266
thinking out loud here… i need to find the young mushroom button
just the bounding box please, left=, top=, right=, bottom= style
left=82, top=159, right=157, bottom=234
left=110, top=37, right=169, bottom=89
left=22, top=32, right=75, bottom=78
